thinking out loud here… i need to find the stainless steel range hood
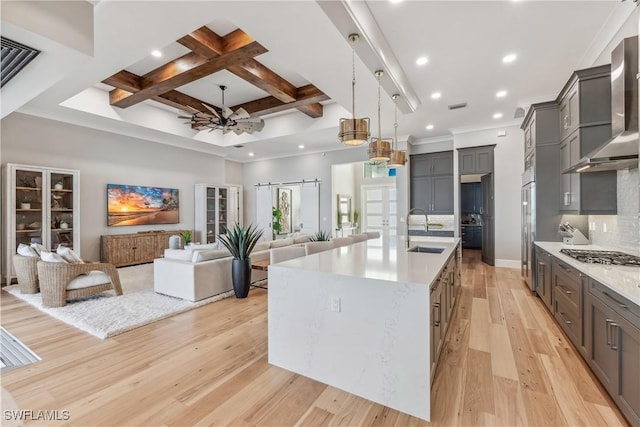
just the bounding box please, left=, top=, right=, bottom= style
left=567, top=36, right=639, bottom=173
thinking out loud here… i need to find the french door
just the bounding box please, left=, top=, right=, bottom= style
left=361, top=184, right=397, bottom=240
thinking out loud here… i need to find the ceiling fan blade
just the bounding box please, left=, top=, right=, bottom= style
left=219, top=105, right=234, bottom=118
left=201, top=103, right=221, bottom=118
left=229, top=107, right=250, bottom=120
left=234, top=119, right=265, bottom=134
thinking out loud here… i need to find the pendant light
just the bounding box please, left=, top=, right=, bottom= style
left=388, top=94, right=407, bottom=167
left=368, top=70, right=391, bottom=162
left=338, top=34, right=370, bottom=146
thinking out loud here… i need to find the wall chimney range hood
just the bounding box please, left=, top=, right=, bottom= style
left=567, top=36, right=639, bottom=173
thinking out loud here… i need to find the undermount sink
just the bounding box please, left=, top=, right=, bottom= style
left=407, top=246, right=445, bottom=254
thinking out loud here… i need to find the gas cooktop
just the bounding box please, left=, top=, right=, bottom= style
left=560, top=249, right=640, bottom=267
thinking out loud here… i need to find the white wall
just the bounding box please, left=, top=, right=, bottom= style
left=241, top=147, right=369, bottom=234
left=1, top=113, right=237, bottom=272
left=454, top=124, right=525, bottom=267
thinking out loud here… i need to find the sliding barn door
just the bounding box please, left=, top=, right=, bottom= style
left=255, top=186, right=273, bottom=241
left=299, top=182, right=320, bottom=234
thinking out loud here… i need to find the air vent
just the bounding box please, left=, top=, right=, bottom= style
left=233, top=145, right=245, bottom=148
left=1, top=37, right=40, bottom=88
left=448, top=102, right=467, bottom=110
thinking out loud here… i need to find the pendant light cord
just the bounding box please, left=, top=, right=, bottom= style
left=393, top=95, right=399, bottom=150
left=351, top=41, right=356, bottom=118
left=377, top=72, right=382, bottom=141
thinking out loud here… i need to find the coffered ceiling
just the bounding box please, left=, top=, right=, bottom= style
left=2, top=1, right=638, bottom=162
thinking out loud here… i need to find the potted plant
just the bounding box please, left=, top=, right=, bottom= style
left=54, top=180, right=64, bottom=190
left=309, top=230, right=331, bottom=242
left=16, top=215, right=26, bottom=230
left=181, top=230, right=192, bottom=246
left=20, top=196, right=32, bottom=210
left=272, top=207, right=283, bottom=237
left=217, top=223, right=264, bottom=298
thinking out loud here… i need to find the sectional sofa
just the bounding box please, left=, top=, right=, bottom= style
left=153, top=233, right=377, bottom=301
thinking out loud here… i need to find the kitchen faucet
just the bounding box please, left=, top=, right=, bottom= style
left=406, top=208, right=429, bottom=248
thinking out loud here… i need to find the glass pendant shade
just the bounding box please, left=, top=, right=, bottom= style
left=339, top=117, right=370, bottom=146
left=368, top=138, right=392, bottom=161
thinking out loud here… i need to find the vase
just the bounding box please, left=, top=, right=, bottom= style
left=231, top=258, right=252, bottom=298
left=54, top=183, right=63, bottom=190
left=20, top=203, right=31, bottom=210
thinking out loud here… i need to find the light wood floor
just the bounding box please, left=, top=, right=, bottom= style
left=0, top=250, right=629, bottom=426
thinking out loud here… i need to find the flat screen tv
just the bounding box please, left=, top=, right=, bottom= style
left=107, top=184, right=179, bottom=226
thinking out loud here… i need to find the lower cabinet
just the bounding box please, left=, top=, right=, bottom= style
left=461, top=226, right=481, bottom=249
left=551, top=257, right=587, bottom=353
left=101, top=230, right=190, bottom=266
left=535, top=247, right=553, bottom=312
left=586, top=279, right=640, bottom=426
left=430, top=277, right=443, bottom=374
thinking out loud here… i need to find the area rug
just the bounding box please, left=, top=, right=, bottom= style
left=3, top=264, right=235, bottom=339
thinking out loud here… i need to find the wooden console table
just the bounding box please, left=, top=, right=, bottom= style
left=101, top=230, right=190, bottom=267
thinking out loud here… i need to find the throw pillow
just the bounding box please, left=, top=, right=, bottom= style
left=17, top=243, right=38, bottom=257
left=57, top=245, right=84, bottom=263
left=30, top=243, right=48, bottom=256
left=191, top=249, right=230, bottom=262
left=40, top=251, right=68, bottom=263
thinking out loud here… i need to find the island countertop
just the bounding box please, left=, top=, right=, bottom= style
left=274, top=236, right=460, bottom=287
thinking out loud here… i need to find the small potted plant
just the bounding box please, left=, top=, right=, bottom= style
left=54, top=179, right=64, bottom=190
left=217, top=223, right=264, bottom=298
left=16, top=215, right=26, bottom=230
left=20, top=196, right=32, bottom=210
left=353, top=209, right=359, bottom=228
left=181, top=230, right=192, bottom=247
left=309, top=230, right=331, bottom=241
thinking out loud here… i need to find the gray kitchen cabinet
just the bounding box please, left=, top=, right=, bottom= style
left=410, top=152, right=453, bottom=214
left=461, top=183, right=482, bottom=214
left=552, top=257, right=585, bottom=350
left=430, top=275, right=443, bottom=374
left=559, top=129, right=617, bottom=214
left=586, top=279, right=640, bottom=427
left=557, top=64, right=611, bottom=141
left=461, top=226, right=481, bottom=249
left=410, top=151, right=453, bottom=177
left=458, top=146, right=494, bottom=175
left=535, top=247, right=553, bottom=312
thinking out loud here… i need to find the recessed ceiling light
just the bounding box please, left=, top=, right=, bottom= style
left=416, top=56, right=428, bottom=66
left=496, top=90, right=508, bottom=98
left=390, top=0, right=404, bottom=3
left=431, top=92, right=442, bottom=100
left=502, top=53, right=517, bottom=63
left=151, top=50, right=162, bottom=58
left=298, top=145, right=305, bottom=149
left=493, top=113, right=503, bottom=119
left=248, top=152, right=255, bottom=157
left=426, top=124, right=434, bottom=130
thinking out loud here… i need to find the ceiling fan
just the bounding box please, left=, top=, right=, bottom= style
left=179, top=85, right=265, bottom=135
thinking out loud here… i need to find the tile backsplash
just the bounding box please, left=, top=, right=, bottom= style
left=589, top=168, right=639, bottom=253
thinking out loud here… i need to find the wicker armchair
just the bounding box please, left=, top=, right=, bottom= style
left=12, top=255, right=40, bottom=294
left=36, top=261, right=123, bottom=307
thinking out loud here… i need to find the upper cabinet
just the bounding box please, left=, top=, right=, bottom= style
left=556, top=65, right=616, bottom=214
left=410, top=151, right=453, bottom=214
left=458, top=146, right=494, bottom=175
left=5, top=164, right=80, bottom=284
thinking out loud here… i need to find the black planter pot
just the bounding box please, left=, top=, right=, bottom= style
left=231, top=258, right=252, bottom=298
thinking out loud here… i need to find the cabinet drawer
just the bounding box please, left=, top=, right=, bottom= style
left=553, top=259, right=580, bottom=308
left=589, top=279, right=640, bottom=329
left=554, top=290, right=580, bottom=346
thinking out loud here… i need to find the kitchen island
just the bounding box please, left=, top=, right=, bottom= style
left=268, top=236, right=461, bottom=421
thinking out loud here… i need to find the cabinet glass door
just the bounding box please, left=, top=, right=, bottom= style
left=49, top=172, right=75, bottom=249
left=218, top=188, right=228, bottom=235
left=206, top=187, right=216, bottom=243
left=15, top=169, right=44, bottom=249
left=362, top=185, right=397, bottom=240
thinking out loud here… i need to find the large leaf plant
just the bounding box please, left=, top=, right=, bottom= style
left=217, top=223, right=264, bottom=260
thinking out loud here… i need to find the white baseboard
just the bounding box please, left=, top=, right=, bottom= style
left=495, top=259, right=521, bottom=269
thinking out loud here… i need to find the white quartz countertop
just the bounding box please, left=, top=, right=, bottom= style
left=535, top=242, right=640, bottom=306
left=274, top=236, right=459, bottom=287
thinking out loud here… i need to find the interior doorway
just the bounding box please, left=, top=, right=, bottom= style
left=459, top=173, right=495, bottom=265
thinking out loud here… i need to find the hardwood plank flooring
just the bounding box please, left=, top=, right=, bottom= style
left=0, top=249, right=629, bottom=426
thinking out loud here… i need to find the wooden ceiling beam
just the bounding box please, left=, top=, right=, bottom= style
left=233, top=84, right=329, bottom=116
left=296, top=103, right=324, bottom=118
left=109, top=30, right=266, bottom=109
left=102, top=70, right=141, bottom=92
left=179, top=26, right=297, bottom=104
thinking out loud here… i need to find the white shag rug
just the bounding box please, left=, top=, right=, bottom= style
left=3, top=264, right=235, bottom=339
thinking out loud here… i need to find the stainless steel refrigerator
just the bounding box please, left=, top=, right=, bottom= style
left=521, top=169, right=535, bottom=289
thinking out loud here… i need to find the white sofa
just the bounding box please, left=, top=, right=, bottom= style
left=153, top=233, right=377, bottom=301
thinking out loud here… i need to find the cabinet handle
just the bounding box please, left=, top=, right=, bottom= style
left=563, top=115, right=570, bottom=129
left=559, top=311, right=572, bottom=325
left=610, top=323, right=619, bottom=350
left=602, top=291, right=628, bottom=310
left=605, top=319, right=612, bottom=346
left=433, top=302, right=441, bottom=326
left=564, top=192, right=571, bottom=206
